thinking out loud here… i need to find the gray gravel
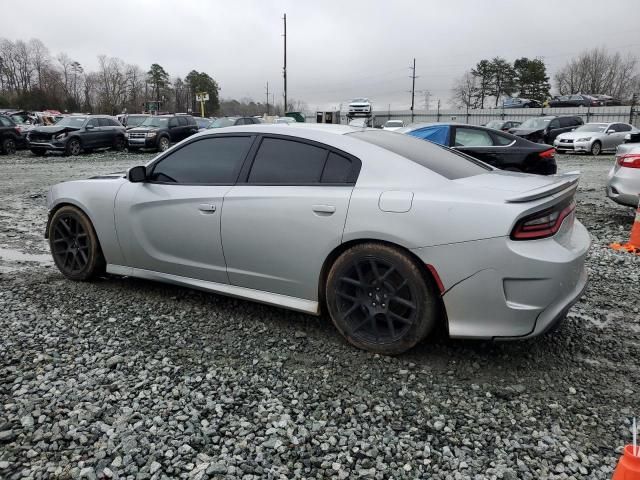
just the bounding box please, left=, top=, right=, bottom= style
left=1, top=149, right=639, bottom=479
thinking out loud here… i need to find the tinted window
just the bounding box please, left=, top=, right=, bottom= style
left=321, top=152, right=352, bottom=183
left=86, top=118, right=99, bottom=128
left=0, top=116, right=12, bottom=127
left=492, top=132, right=513, bottom=146
left=549, top=119, right=560, bottom=129
left=454, top=127, right=493, bottom=147
left=408, top=125, right=449, bottom=146
left=177, top=116, right=188, bottom=126
left=615, top=124, right=632, bottom=132
left=149, top=136, right=252, bottom=184
left=168, top=118, right=179, bottom=127
left=248, top=138, right=327, bottom=184
left=349, top=130, right=491, bottom=180
left=98, top=118, right=110, bottom=127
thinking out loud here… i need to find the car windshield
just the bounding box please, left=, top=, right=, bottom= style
left=210, top=118, right=235, bottom=128
left=519, top=117, right=552, bottom=129
left=140, top=117, right=169, bottom=127
left=385, top=121, right=403, bottom=127
left=575, top=124, right=608, bottom=132
left=351, top=98, right=368, bottom=103
left=127, top=115, right=148, bottom=127
left=56, top=116, right=87, bottom=127
left=10, top=114, right=31, bottom=124
left=348, top=130, right=491, bottom=180
left=485, top=120, right=503, bottom=129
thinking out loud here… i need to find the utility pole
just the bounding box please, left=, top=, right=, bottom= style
left=409, top=58, right=417, bottom=122
left=265, top=82, right=270, bottom=116
left=283, top=13, right=287, bottom=114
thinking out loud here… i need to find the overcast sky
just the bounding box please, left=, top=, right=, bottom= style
left=4, top=0, right=639, bottom=110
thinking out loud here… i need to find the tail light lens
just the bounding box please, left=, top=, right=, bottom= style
left=511, top=199, right=576, bottom=240
left=539, top=148, right=555, bottom=160
left=617, top=153, right=640, bottom=169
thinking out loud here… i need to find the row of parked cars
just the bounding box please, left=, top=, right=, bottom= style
left=0, top=112, right=281, bottom=156
left=502, top=94, right=623, bottom=109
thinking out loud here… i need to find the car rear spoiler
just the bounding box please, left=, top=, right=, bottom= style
left=505, top=172, right=580, bottom=203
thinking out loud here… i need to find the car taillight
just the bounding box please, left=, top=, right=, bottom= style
left=539, top=148, right=555, bottom=160
left=15, top=127, right=21, bottom=134
left=511, top=199, right=576, bottom=240
left=617, top=153, right=640, bottom=169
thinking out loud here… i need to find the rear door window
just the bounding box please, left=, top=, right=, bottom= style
left=321, top=152, right=353, bottom=183
left=168, top=118, right=179, bottom=128
left=248, top=137, right=328, bottom=184
left=177, top=116, right=188, bottom=126
left=453, top=127, right=493, bottom=147
left=86, top=118, right=99, bottom=128
left=98, top=118, right=111, bottom=127
left=349, top=130, right=491, bottom=180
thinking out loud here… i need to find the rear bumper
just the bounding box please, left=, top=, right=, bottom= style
left=607, top=166, right=640, bottom=207
left=411, top=218, right=591, bottom=339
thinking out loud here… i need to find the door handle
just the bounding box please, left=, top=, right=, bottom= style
left=198, top=203, right=216, bottom=212
left=312, top=204, right=336, bottom=214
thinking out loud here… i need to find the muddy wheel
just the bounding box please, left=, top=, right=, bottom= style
left=65, top=138, right=81, bottom=156
left=326, top=243, right=438, bottom=355
left=157, top=136, right=170, bottom=152
left=48, top=206, right=105, bottom=281
left=1, top=138, right=17, bottom=155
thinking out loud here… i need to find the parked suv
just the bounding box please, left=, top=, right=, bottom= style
left=27, top=115, right=126, bottom=156
left=126, top=114, right=198, bottom=152
left=0, top=115, right=25, bottom=154
left=509, top=115, right=583, bottom=144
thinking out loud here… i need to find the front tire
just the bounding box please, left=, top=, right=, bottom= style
left=326, top=243, right=438, bottom=355
left=590, top=141, right=602, bottom=156
left=2, top=138, right=17, bottom=154
left=48, top=206, right=105, bottom=281
left=65, top=138, right=81, bottom=156
left=157, top=136, right=170, bottom=152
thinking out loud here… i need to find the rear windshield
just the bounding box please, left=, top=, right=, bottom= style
left=348, top=130, right=491, bottom=179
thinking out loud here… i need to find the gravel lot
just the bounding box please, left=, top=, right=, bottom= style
left=1, top=148, right=639, bottom=479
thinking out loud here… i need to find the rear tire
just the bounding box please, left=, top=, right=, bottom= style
left=2, top=138, right=17, bottom=154
left=590, top=141, right=601, bottom=156
left=48, top=206, right=105, bottom=281
left=326, top=243, right=438, bottom=355
left=113, top=136, right=125, bottom=151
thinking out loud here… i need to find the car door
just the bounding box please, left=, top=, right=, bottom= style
left=83, top=118, right=101, bottom=147
left=167, top=117, right=180, bottom=142
left=97, top=118, right=114, bottom=147
left=114, top=135, right=255, bottom=283
left=451, top=126, right=501, bottom=165
left=221, top=135, right=358, bottom=300
left=608, top=123, right=632, bottom=149
left=545, top=118, right=562, bottom=143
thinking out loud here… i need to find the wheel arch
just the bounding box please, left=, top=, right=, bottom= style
left=46, top=200, right=99, bottom=243
left=317, top=238, right=448, bottom=327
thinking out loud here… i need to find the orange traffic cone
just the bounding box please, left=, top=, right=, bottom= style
left=612, top=445, right=640, bottom=479
left=611, top=200, right=640, bottom=255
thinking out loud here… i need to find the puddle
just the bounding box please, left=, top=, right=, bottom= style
left=0, top=247, right=52, bottom=265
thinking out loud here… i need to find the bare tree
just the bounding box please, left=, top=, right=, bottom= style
left=450, top=71, right=478, bottom=108
left=96, top=55, right=128, bottom=114
left=555, top=47, right=639, bottom=100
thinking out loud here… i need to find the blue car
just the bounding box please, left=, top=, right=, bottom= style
left=398, top=123, right=557, bottom=175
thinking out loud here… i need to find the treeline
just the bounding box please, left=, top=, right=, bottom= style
left=451, top=48, right=639, bottom=109
left=0, top=37, right=221, bottom=115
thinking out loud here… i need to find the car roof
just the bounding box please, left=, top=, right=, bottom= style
left=194, top=123, right=359, bottom=138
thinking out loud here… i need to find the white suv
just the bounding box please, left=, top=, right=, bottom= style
left=348, top=98, right=372, bottom=115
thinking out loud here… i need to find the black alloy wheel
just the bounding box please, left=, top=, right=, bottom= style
left=327, top=243, right=437, bottom=355
left=158, top=137, right=170, bottom=152
left=49, top=206, right=104, bottom=280
left=2, top=138, right=16, bottom=154
left=65, top=138, right=81, bottom=156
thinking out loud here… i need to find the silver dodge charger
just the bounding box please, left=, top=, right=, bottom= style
left=46, top=124, right=590, bottom=354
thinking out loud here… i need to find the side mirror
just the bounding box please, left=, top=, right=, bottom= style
left=606, top=129, right=615, bottom=134
left=128, top=165, right=147, bottom=183
left=85, top=124, right=95, bottom=130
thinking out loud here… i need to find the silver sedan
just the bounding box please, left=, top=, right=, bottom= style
left=607, top=141, right=640, bottom=207
left=554, top=122, right=638, bottom=156
left=45, top=124, right=590, bottom=354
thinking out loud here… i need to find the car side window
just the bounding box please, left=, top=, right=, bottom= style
left=615, top=123, right=632, bottom=132
left=168, top=118, right=178, bottom=128
left=98, top=118, right=111, bottom=127
left=0, top=116, right=10, bottom=127
left=248, top=137, right=328, bottom=184
left=149, top=136, right=253, bottom=184
left=491, top=132, right=513, bottom=146
left=453, top=128, right=493, bottom=147
left=86, top=118, right=99, bottom=128
left=321, top=152, right=353, bottom=183
left=109, top=119, right=120, bottom=126
left=549, top=119, right=560, bottom=129
left=177, top=117, right=188, bottom=126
